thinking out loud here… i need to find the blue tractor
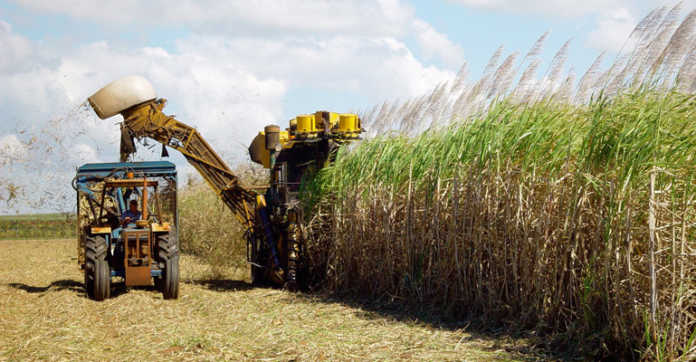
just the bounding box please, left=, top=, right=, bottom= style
left=73, top=161, right=179, bottom=301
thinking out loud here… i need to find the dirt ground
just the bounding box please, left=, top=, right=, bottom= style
left=0, top=239, right=538, bottom=361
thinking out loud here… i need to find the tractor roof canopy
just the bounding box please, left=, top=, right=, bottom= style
left=76, top=161, right=176, bottom=178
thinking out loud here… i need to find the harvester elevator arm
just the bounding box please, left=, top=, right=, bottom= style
left=119, top=99, right=256, bottom=225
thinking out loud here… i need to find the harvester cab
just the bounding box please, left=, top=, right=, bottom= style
left=73, top=161, right=179, bottom=301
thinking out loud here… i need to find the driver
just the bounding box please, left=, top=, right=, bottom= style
left=121, top=199, right=141, bottom=227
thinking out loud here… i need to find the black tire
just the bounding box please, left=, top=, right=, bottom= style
left=156, top=233, right=179, bottom=299
left=154, top=271, right=164, bottom=291
left=85, top=235, right=111, bottom=301
left=250, top=233, right=266, bottom=286
left=84, top=263, right=94, bottom=299
left=95, top=257, right=111, bottom=300
left=163, top=255, right=179, bottom=299
left=284, top=213, right=300, bottom=292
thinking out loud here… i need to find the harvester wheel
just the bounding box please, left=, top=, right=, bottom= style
left=284, top=212, right=301, bottom=292
left=250, top=233, right=266, bottom=286
left=84, top=235, right=111, bottom=301
left=156, top=233, right=179, bottom=299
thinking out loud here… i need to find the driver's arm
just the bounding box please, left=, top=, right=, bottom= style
left=121, top=212, right=131, bottom=226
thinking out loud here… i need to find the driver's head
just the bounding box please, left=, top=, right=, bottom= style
left=129, top=199, right=139, bottom=213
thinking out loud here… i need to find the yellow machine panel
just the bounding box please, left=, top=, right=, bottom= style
left=122, top=230, right=152, bottom=286
left=249, top=130, right=291, bottom=168
left=90, top=226, right=112, bottom=234
left=338, top=114, right=360, bottom=136
left=151, top=222, right=171, bottom=232
left=249, top=111, right=363, bottom=168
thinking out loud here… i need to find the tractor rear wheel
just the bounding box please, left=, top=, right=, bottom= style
left=84, top=235, right=111, bottom=301
left=156, top=233, right=179, bottom=299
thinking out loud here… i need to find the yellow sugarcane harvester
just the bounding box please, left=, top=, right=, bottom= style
left=87, top=76, right=362, bottom=290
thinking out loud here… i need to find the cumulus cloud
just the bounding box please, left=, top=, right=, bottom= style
left=14, top=0, right=415, bottom=37
left=0, top=21, right=34, bottom=72
left=11, top=0, right=462, bottom=69
left=56, top=41, right=287, bottom=146
left=447, top=0, right=623, bottom=17
left=0, top=13, right=456, bottom=140
left=1, top=58, right=282, bottom=158
left=0, top=22, right=288, bottom=211
left=0, top=4, right=458, bottom=212
left=411, top=19, right=466, bottom=68
left=586, top=8, right=637, bottom=52
left=172, top=35, right=453, bottom=101
left=0, top=31, right=452, bottom=153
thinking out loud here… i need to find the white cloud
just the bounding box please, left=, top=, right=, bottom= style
left=448, top=0, right=679, bottom=55
left=447, top=0, right=624, bottom=17
left=586, top=7, right=637, bottom=52
left=0, top=24, right=290, bottom=212
left=172, top=35, right=454, bottom=101
left=0, top=10, right=456, bottom=212
left=0, top=21, right=34, bottom=72
left=652, top=0, right=696, bottom=10
left=0, top=29, right=288, bottom=151
left=412, top=19, right=466, bottom=68
left=14, top=0, right=415, bottom=37
left=60, top=41, right=288, bottom=146
left=11, top=0, right=462, bottom=70
left=0, top=6, right=456, bottom=153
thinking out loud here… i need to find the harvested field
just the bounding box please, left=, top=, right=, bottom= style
left=0, top=239, right=538, bottom=361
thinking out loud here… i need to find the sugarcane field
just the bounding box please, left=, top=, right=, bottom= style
left=1, top=2, right=696, bottom=360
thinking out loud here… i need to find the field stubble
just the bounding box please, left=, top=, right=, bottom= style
left=0, top=239, right=537, bottom=361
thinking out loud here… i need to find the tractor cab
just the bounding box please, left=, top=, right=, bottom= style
left=74, top=161, right=179, bottom=301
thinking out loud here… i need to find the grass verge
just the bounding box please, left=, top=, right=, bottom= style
left=0, top=213, right=75, bottom=240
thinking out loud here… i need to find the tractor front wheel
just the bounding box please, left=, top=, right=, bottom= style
left=84, top=235, right=111, bottom=301
left=156, top=233, right=179, bottom=299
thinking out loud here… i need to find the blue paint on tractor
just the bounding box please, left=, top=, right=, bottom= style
left=76, top=160, right=177, bottom=297
left=116, top=188, right=125, bottom=215
left=76, top=161, right=176, bottom=177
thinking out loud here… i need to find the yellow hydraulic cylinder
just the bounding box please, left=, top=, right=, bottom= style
left=314, top=111, right=339, bottom=130
left=338, top=114, right=358, bottom=133
left=296, top=114, right=316, bottom=134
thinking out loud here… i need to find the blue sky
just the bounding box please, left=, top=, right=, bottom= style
left=0, top=0, right=691, bottom=213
